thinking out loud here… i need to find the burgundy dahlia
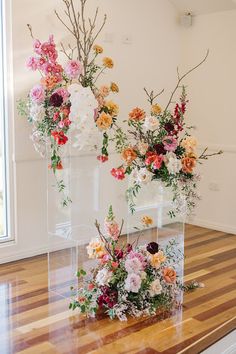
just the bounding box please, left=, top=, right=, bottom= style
left=154, top=143, right=166, bottom=155
left=146, top=242, right=159, bottom=255
left=164, top=122, right=174, bottom=133
left=115, top=249, right=124, bottom=259
left=50, top=93, right=63, bottom=107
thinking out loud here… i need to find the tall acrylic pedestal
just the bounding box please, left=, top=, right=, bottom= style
left=47, top=148, right=106, bottom=298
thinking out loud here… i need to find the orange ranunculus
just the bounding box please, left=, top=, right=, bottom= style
left=93, top=44, right=103, bottom=54
left=102, top=57, right=114, bottom=68
left=110, top=82, right=119, bottom=93
left=141, top=216, right=153, bottom=227
left=163, top=267, right=176, bottom=284
left=121, top=147, right=137, bottom=165
left=129, top=107, right=146, bottom=122
left=181, top=156, right=196, bottom=174
left=96, top=112, right=113, bottom=130
left=151, top=104, right=162, bottom=115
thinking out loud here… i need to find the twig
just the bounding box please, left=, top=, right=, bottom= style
left=27, top=24, right=34, bottom=39
left=164, top=50, right=209, bottom=114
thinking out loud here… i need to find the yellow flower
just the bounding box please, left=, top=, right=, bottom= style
left=103, top=57, right=114, bottom=69
left=151, top=104, right=162, bottom=115
left=181, top=136, right=198, bottom=153
left=110, top=82, right=119, bottom=93
left=93, top=44, right=103, bottom=54
left=105, top=100, right=119, bottom=116
left=150, top=251, right=166, bottom=269
left=96, top=112, right=113, bottom=130
left=141, top=216, right=153, bottom=227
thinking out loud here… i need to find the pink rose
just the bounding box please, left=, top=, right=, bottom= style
left=65, top=60, right=83, bottom=79
left=54, top=88, right=69, bottom=102
left=30, top=85, right=45, bottom=104
left=163, top=136, right=178, bottom=152
left=26, top=57, right=38, bottom=71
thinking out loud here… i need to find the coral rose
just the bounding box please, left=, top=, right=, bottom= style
left=103, top=57, right=114, bottom=68
left=163, top=267, right=176, bottom=284
left=96, top=112, right=113, bottom=130
left=121, top=147, right=137, bottom=165
left=129, top=107, right=146, bottom=122
left=181, top=156, right=196, bottom=174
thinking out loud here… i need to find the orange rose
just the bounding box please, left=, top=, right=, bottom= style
left=163, top=267, right=176, bottom=284
left=129, top=107, right=146, bottom=122
left=121, top=147, right=137, bottom=165
left=181, top=156, right=196, bottom=174
left=96, top=112, right=113, bottom=130
left=103, top=57, right=114, bottom=68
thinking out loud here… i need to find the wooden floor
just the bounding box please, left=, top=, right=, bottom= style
left=0, top=225, right=235, bottom=354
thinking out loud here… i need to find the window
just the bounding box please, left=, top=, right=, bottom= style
left=0, top=0, right=9, bottom=240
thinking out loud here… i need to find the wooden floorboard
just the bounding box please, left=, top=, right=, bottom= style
left=0, top=224, right=235, bottom=353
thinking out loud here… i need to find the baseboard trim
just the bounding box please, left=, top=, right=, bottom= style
left=188, top=218, right=236, bottom=235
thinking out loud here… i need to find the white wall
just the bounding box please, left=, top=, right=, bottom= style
left=0, top=0, right=182, bottom=263
left=180, top=10, right=236, bottom=233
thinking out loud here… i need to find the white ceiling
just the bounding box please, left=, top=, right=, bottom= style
left=169, top=0, right=236, bottom=16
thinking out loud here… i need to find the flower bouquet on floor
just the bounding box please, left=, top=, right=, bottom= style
left=18, top=0, right=119, bottom=205
left=69, top=206, right=183, bottom=321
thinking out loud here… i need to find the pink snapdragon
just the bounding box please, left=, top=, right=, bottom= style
left=163, top=136, right=178, bottom=152
left=30, top=84, right=45, bottom=104
left=26, top=57, right=38, bottom=71
left=104, top=220, right=120, bottom=241
left=33, top=39, right=42, bottom=55
left=65, top=60, right=83, bottom=79
left=97, top=155, right=108, bottom=163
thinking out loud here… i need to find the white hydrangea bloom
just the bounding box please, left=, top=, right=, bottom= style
left=95, top=268, right=112, bottom=286
left=68, top=83, right=99, bottom=150
left=135, top=168, right=152, bottom=185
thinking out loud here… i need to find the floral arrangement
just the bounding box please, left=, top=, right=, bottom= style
left=100, top=52, right=222, bottom=216
left=69, top=206, right=184, bottom=321
left=18, top=0, right=119, bottom=205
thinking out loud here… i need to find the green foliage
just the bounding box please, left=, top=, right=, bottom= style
left=126, top=183, right=141, bottom=214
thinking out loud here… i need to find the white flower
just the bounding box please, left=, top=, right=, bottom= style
left=144, top=115, right=159, bottom=131
left=95, top=268, right=112, bottom=286
left=124, top=273, right=142, bottom=293
left=30, top=104, right=45, bottom=122
left=164, top=152, right=182, bottom=174
left=125, top=257, right=143, bottom=274
left=149, top=279, right=162, bottom=297
left=136, top=168, right=152, bottom=184
left=137, top=141, right=148, bottom=155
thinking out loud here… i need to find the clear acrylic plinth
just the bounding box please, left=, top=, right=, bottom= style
left=47, top=147, right=185, bottom=315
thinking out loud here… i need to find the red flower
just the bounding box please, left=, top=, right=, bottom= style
left=111, top=167, right=125, bottom=180
left=145, top=152, right=163, bottom=170
left=51, top=131, right=68, bottom=145
left=97, top=155, right=108, bottom=163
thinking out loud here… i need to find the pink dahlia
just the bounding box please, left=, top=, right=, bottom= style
left=163, top=136, right=178, bottom=152
left=65, top=60, right=83, bottom=79
left=30, top=84, right=45, bottom=104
